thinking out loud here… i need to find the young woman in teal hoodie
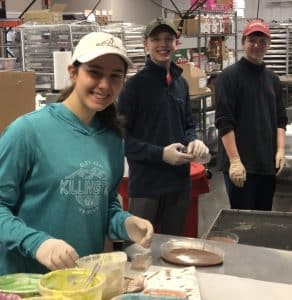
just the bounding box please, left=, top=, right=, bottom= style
left=0, top=32, right=153, bottom=274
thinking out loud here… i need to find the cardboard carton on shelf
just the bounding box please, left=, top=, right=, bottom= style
left=22, top=4, right=66, bottom=24
left=0, top=71, right=36, bottom=133
left=185, top=16, right=199, bottom=36
left=173, top=13, right=200, bottom=36
left=178, top=63, right=208, bottom=96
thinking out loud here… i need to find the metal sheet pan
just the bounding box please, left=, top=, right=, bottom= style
left=270, top=39, right=287, bottom=43
left=267, top=49, right=287, bottom=54
left=264, top=54, right=287, bottom=58
left=270, top=34, right=287, bottom=38
left=207, top=209, right=292, bottom=250
left=269, top=45, right=287, bottom=48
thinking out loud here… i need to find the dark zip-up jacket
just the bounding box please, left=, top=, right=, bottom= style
left=215, top=57, right=288, bottom=175
left=118, top=58, right=196, bottom=197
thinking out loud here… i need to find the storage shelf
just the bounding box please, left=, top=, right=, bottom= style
left=101, top=22, right=146, bottom=74
left=12, top=21, right=146, bottom=93
left=169, top=9, right=237, bottom=151
left=183, top=33, right=236, bottom=38
left=264, top=24, right=292, bottom=77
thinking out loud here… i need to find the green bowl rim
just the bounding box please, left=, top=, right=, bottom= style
left=0, top=273, right=42, bottom=294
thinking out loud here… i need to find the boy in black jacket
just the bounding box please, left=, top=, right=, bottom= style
left=118, top=18, right=209, bottom=235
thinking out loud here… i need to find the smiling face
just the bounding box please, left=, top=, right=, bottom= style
left=66, top=54, right=126, bottom=124
left=144, top=28, right=178, bottom=69
left=242, top=32, right=270, bottom=65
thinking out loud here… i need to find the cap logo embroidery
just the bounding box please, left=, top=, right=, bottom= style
left=248, top=21, right=267, bottom=29
left=95, top=37, right=121, bottom=50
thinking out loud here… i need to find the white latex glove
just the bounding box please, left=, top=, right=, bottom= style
left=35, top=238, right=79, bottom=271
left=275, top=149, right=285, bottom=175
left=229, top=158, right=246, bottom=188
left=125, top=216, right=154, bottom=248
left=187, top=140, right=209, bottom=160
left=162, top=143, right=193, bottom=166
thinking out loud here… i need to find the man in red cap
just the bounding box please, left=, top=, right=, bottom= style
left=215, top=19, right=288, bottom=210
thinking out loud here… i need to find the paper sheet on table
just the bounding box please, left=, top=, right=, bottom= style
left=197, top=272, right=292, bottom=300
left=125, top=264, right=201, bottom=300
left=145, top=266, right=201, bottom=300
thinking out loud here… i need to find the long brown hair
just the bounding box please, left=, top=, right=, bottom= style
left=58, top=61, right=125, bottom=137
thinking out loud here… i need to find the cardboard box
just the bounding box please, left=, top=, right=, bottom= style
left=0, top=71, right=36, bottom=133
left=185, top=17, right=199, bottom=36
left=179, top=63, right=208, bottom=95
left=23, top=4, right=66, bottom=24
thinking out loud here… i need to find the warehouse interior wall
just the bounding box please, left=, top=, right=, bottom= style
left=161, top=0, right=292, bottom=22
left=246, top=0, right=292, bottom=22
left=6, top=0, right=42, bottom=12
left=6, top=0, right=292, bottom=24
left=109, top=0, right=162, bottom=24
left=6, top=0, right=162, bottom=25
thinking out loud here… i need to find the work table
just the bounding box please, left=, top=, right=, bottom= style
left=125, top=233, right=292, bottom=285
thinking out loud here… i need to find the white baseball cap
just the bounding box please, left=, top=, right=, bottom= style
left=71, top=31, right=132, bottom=67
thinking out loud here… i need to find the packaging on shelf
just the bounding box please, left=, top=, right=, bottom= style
left=185, top=15, right=199, bottom=36
left=172, top=48, right=191, bottom=64
left=222, top=16, right=233, bottom=34
left=203, top=0, right=234, bottom=12
left=0, top=58, right=16, bottom=70
left=200, top=14, right=210, bottom=34
left=23, top=4, right=66, bottom=24
left=173, top=10, right=234, bottom=37
left=179, top=63, right=208, bottom=95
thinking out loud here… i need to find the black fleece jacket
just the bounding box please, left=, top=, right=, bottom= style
left=118, top=58, right=196, bottom=197
left=215, top=57, right=288, bottom=175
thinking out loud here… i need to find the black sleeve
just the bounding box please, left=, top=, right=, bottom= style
left=117, top=79, right=163, bottom=164
left=274, top=74, right=288, bottom=129
left=215, top=69, right=237, bottom=137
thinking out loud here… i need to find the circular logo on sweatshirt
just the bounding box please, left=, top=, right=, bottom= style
left=59, top=161, right=108, bottom=214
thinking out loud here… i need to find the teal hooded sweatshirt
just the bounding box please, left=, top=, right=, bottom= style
left=0, top=103, right=131, bottom=274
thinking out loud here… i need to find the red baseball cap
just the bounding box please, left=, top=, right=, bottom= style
left=243, top=19, right=270, bottom=38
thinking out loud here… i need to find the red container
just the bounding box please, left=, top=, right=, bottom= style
left=118, top=162, right=210, bottom=237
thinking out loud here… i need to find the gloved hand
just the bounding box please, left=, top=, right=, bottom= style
left=162, top=143, right=193, bottom=166
left=187, top=140, right=209, bottom=160
left=275, top=149, right=285, bottom=175
left=125, top=216, right=154, bottom=248
left=229, top=158, right=246, bottom=188
left=35, top=238, right=79, bottom=271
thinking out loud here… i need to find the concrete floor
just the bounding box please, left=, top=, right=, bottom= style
left=197, top=163, right=292, bottom=237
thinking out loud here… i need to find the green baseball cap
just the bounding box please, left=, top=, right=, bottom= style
left=144, top=18, right=178, bottom=38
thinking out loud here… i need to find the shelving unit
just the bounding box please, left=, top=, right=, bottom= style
left=168, top=9, right=238, bottom=155
left=0, top=18, right=22, bottom=71
left=12, top=21, right=145, bottom=92
left=263, top=23, right=292, bottom=106
left=196, top=10, right=238, bottom=72
left=263, top=24, right=292, bottom=76
left=101, top=22, right=146, bottom=78
left=191, top=92, right=217, bottom=157
left=171, top=9, right=238, bottom=73
left=14, top=21, right=99, bottom=92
